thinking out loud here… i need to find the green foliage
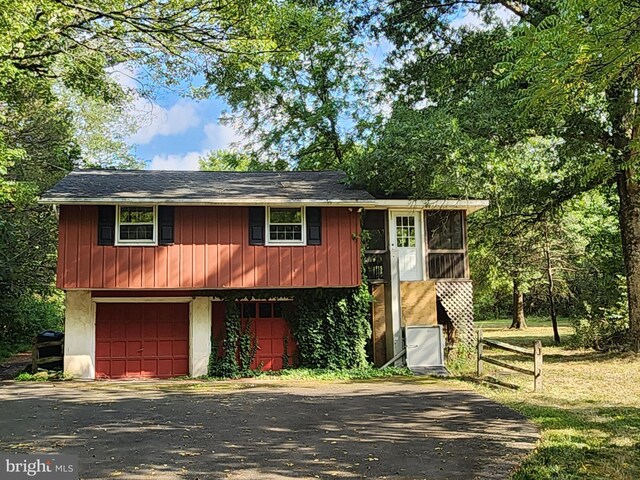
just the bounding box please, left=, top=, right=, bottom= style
left=208, top=300, right=244, bottom=378
left=15, top=370, right=71, bottom=381
left=471, top=185, right=625, bottom=321
left=238, top=317, right=258, bottom=372
left=285, top=284, right=373, bottom=369
left=206, top=4, right=372, bottom=169
left=0, top=78, right=75, bottom=360
left=558, top=191, right=624, bottom=317
left=0, top=291, right=64, bottom=361
left=282, top=335, right=291, bottom=369
left=61, top=90, right=143, bottom=169
left=0, top=0, right=315, bottom=94
left=444, top=342, right=475, bottom=376
left=504, top=0, right=640, bottom=117
left=570, top=281, right=629, bottom=352
left=199, top=150, right=283, bottom=172
left=256, top=366, right=412, bottom=380
left=207, top=285, right=373, bottom=378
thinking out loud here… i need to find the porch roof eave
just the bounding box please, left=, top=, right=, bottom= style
left=367, top=198, right=490, bottom=214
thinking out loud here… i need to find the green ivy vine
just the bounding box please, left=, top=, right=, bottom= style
left=207, top=284, right=373, bottom=377
left=208, top=300, right=241, bottom=377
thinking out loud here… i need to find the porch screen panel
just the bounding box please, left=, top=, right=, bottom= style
left=362, top=210, right=386, bottom=251
left=425, top=210, right=467, bottom=279
left=427, top=211, right=463, bottom=249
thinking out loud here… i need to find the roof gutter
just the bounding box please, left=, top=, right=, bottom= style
left=38, top=197, right=490, bottom=213
left=38, top=197, right=379, bottom=207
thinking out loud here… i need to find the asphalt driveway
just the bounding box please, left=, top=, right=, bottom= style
left=0, top=379, right=538, bottom=479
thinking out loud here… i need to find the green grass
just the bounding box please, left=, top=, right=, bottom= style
left=462, top=317, right=640, bottom=479
left=199, top=366, right=413, bottom=382
left=255, top=366, right=412, bottom=380
left=475, top=315, right=572, bottom=331
left=15, top=371, right=71, bottom=381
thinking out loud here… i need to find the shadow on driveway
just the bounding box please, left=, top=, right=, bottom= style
left=0, top=380, right=538, bottom=479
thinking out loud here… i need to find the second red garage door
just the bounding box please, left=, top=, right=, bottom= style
left=95, top=303, right=189, bottom=379
left=240, top=301, right=296, bottom=371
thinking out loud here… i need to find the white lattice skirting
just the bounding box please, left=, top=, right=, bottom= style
left=436, top=281, right=475, bottom=347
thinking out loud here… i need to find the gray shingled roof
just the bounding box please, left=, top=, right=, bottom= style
left=39, top=169, right=376, bottom=205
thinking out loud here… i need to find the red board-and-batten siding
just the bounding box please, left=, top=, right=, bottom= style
left=57, top=205, right=361, bottom=290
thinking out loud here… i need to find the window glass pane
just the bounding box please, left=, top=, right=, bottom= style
left=395, top=216, right=416, bottom=248
left=119, top=224, right=154, bottom=240
left=270, top=208, right=302, bottom=224
left=241, top=303, right=256, bottom=318
left=427, top=211, right=463, bottom=250
left=273, top=302, right=283, bottom=318
left=259, top=303, right=272, bottom=318
left=269, top=225, right=302, bottom=241
left=120, top=206, right=154, bottom=224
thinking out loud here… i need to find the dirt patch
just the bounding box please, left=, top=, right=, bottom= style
left=0, top=380, right=538, bottom=479
left=0, top=352, right=30, bottom=380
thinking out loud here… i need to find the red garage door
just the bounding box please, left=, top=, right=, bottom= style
left=240, top=302, right=296, bottom=371
left=96, top=303, right=189, bottom=379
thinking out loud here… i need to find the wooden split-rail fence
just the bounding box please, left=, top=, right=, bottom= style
left=476, top=329, right=543, bottom=392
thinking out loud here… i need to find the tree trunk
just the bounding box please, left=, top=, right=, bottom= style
left=612, top=79, right=640, bottom=351
left=510, top=279, right=527, bottom=329
left=543, top=223, right=561, bottom=344
left=617, top=167, right=640, bottom=351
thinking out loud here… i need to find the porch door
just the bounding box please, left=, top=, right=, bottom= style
left=390, top=212, right=423, bottom=281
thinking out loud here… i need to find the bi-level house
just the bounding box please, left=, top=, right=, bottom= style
left=40, top=170, right=487, bottom=379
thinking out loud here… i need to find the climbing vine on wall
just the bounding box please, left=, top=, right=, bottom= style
left=284, top=285, right=372, bottom=369
left=238, top=317, right=257, bottom=371
left=207, top=285, right=373, bottom=377
left=208, top=299, right=242, bottom=377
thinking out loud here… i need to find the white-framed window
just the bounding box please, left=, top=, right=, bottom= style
left=266, top=206, right=306, bottom=245
left=115, top=205, right=157, bottom=246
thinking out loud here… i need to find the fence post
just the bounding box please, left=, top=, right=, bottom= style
left=533, top=340, right=543, bottom=392
left=31, top=336, right=38, bottom=374
left=477, top=329, right=483, bottom=376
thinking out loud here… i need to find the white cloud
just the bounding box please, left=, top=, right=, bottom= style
left=149, top=151, right=202, bottom=171
left=129, top=99, right=200, bottom=145
left=109, top=65, right=140, bottom=90
left=201, top=122, right=239, bottom=150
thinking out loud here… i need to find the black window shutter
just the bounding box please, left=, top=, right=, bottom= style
left=307, top=207, right=322, bottom=245
left=158, top=206, right=175, bottom=245
left=97, top=206, right=116, bottom=246
left=249, top=206, right=265, bottom=245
